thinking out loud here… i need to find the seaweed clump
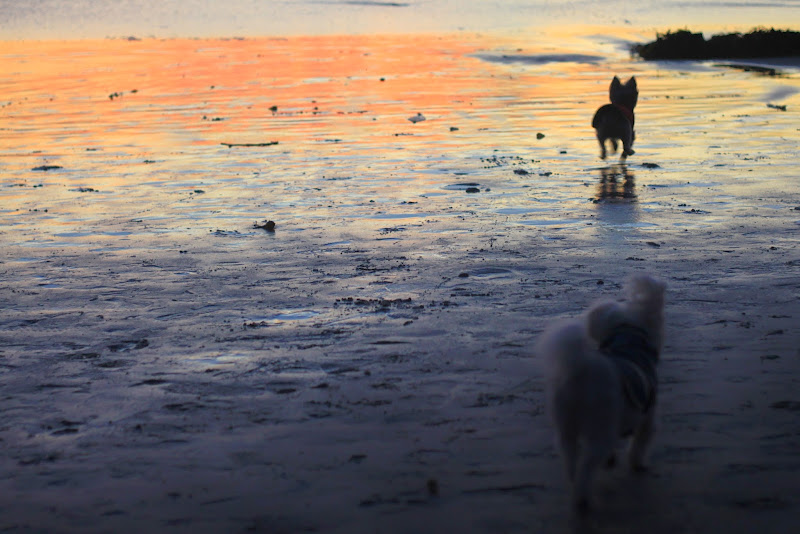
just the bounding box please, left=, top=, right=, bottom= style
left=634, top=28, right=800, bottom=60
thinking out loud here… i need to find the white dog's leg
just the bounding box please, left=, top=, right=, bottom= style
left=556, top=427, right=579, bottom=483
left=573, top=439, right=614, bottom=512
left=628, top=409, right=655, bottom=471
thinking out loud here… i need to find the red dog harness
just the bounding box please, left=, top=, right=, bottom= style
left=613, top=103, right=635, bottom=128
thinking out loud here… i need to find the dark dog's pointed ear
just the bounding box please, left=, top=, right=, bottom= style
left=627, top=77, right=638, bottom=89
left=610, top=76, right=622, bottom=98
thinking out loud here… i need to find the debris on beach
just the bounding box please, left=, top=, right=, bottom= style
left=108, top=339, right=149, bottom=352
left=767, top=103, right=787, bottom=111
left=717, top=64, right=780, bottom=76
left=109, top=89, right=137, bottom=100
left=221, top=141, right=279, bottom=148
left=480, top=154, right=537, bottom=169
left=444, top=182, right=482, bottom=193
left=31, top=165, right=62, bottom=171
left=211, top=229, right=242, bottom=237
left=770, top=400, right=800, bottom=411
left=253, top=220, right=276, bottom=232
left=408, top=112, right=426, bottom=123
left=634, top=28, right=800, bottom=60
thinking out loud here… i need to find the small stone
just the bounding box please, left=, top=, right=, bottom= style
left=253, top=220, right=276, bottom=232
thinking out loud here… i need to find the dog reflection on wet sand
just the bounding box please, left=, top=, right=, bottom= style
left=595, top=165, right=636, bottom=203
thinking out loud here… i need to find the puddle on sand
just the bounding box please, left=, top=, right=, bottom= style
left=245, top=310, right=321, bottom=325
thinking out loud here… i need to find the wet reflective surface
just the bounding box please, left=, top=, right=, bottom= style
left=1, top=31, right=800, bottom=533
left=2, top=32, right=798, bottom=254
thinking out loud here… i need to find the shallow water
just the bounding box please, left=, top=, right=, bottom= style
left=1, top=31, right=799, bottom=255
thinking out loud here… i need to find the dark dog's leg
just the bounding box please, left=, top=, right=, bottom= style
left=621, top=125, right=635, bottom=158
left=597, top=134, right=607, bottom=160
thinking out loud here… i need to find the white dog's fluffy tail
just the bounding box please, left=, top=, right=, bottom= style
left=537, top=320, right=592, bottom=384
left=625, top=274, right=666, bottom=309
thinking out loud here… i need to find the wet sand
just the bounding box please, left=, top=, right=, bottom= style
left=1, top=31, right=799, bottom=533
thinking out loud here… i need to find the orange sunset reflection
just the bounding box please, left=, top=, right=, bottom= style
left=1, top=31, right=798, bottom=250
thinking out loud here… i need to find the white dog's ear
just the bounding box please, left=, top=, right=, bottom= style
left=626, top=275, right=666, bottom=305
left=585, top=301, right=624, bottom=342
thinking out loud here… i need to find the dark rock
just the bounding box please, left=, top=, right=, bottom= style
left=634, top=28, right=800, bottom=60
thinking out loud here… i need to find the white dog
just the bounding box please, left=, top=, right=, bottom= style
left=537, top=275, right=666, bottom=512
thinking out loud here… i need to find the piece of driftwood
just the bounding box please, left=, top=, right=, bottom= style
left=221, top=141, right=279, bottom=148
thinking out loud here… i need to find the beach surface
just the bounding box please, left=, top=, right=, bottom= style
left=1, top=24, right=800, bottom=534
